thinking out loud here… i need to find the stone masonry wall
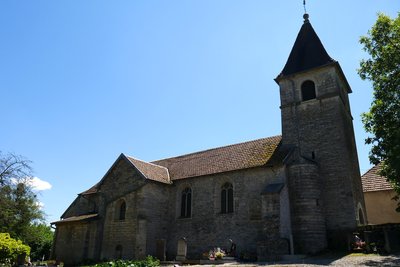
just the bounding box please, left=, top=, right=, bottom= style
left=99, top=157, right=147, bottom=204
left=101, top=190, right=138, bottom=260
left=257, top=184, right=290, bottom=260
left=99, top=158, right=170, bottom=260
left=100, top=157, right=148, bottom=260
left=54, top=221, right=97, bottom=265
left=56, top=158, right=293, bottom=262
left=278, top=64, right=366, bottom=250
left=137, top=182, right=170, bottom=258
left=287, top=163, right=327, bottom=253
left=164, top=165, right=286, bottom=260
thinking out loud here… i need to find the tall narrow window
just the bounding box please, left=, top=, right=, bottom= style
left=119, top=201, right=126, bottom=220
left=301, top=80, right=316, bottom=101
left=180, top=187, right=192, bottom=218
left=221, top=183, right=233, bottom=214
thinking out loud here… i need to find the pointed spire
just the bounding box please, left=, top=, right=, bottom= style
left=277, top=14, right=334, bottom=78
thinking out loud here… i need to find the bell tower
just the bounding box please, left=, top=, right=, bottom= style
left=275, top=14, right=366, bottom=253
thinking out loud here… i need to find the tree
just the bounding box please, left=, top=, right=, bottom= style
left=0, top=152, right=32, bottom=186
left=24, top=223, right=53, bottom=261
left=359, top=12, right=400, bottom=210
left=0, top=152, right=54, bottom=261
left=0, top=151, right=45, bottom=243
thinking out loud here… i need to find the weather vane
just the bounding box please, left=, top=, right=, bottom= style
left=303, top=0, right=307, bottom=14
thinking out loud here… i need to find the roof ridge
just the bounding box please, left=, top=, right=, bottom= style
left=152, top=135, right=282, bottom=163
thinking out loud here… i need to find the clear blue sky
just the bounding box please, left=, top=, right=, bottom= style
left=1, top=1, right=398, bottom=224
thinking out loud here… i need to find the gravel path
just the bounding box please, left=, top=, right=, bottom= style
left=164, top=253, right=400, bottom=267
left=261, top=253, right=400, bottom=266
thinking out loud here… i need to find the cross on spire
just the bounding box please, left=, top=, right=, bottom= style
left=303, top=0, right=309, bottom=23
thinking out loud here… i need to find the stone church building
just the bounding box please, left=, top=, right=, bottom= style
left=51, top=14, right=366, bottom=265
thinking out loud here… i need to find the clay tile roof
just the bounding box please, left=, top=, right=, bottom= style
left=152, top=135, right=282, bottom=180
left=126, top=156, right=171, bottom=184
left=79, top=135, right=283, bottom=194
left=278, top=18, right=334, bottom=78
left=51, top=213, right=98, bottom=225
left=361, top=163, right=393, bottom=192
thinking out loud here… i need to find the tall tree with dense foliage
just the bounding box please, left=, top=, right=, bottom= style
left=0, top=151, right=53, bottom=260
left=24, top=223, right=53, bottom=261
left=359, top=13, right=400, bottom=210
left=0, top=152, right=44, bottom=238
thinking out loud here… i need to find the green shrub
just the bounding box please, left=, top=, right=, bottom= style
left=81, top=255, right=160, bottom=267
left=0, top=233, right=30, bottom=264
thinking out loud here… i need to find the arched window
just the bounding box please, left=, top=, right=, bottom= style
left=115, top=245, right=123, bottom=259
left=301, top=80, right=316, bottom=101
left=221, top=183, right=233, bottom=214
left=181, top=187, right=192, bottom=218
left=118, top=201, right=126, bottom=220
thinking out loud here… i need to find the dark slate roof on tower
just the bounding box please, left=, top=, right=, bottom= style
left=278, top=14, right=334, bottom=77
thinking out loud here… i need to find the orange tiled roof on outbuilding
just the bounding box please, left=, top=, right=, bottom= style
left=361, top=163, right=393, bottom=192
